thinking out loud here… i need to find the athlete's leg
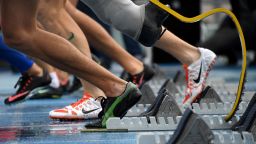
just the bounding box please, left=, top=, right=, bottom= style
left=79, top=0, right=216, bottom=107
left=155, top=30, right=200, bottom=65
left=37, top=0, right=105, bottom=97
left=0, top=35, right=52, bottom=104
left=37, top=0, right=90, bottom=56
left=0, top=36, right=40, bottom=74
left=1, top=0, right=127, bottom=97
left=65, top=1, right=143, bottom=75
left=80, top=0, right=167, bottom=46
left=78, top=0, right=199, bottom=65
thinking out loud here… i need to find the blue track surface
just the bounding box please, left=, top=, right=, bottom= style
left=0, top=65, right=255, bottom=144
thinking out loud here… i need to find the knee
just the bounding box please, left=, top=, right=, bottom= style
left=2, top=29, right=31, bottom=49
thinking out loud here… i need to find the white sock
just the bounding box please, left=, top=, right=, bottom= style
left=49, top=72, right=60, bottom=88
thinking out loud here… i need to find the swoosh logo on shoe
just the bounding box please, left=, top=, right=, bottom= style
left=82, top=108, right=100, bottom=114
left=8, top=91, right=29, bottom=102
left=38, top=89, right=50, bottom=94
left=193, top=61, right=202, bottom=84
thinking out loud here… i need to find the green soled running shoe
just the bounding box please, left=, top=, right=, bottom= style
left=85, top=82, right=142, bottom=128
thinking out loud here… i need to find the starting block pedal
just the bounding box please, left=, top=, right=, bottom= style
left=127, top=79, right=181, bottom=116
left=198, top=86, right=223, bottom=104
left=158, top=79, right=179, bottom=95
left=137, top=83, right=156, bottom=105
left=139, top=88, right=182, bottom=118
left=232, top=93, right=256, bottom=140
left=167, top=108, right=214, bottom=144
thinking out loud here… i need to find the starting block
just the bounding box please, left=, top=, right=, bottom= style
left=167, top=108, right=214, bottom=144
left=137, top=131, right=255, bottom=144
left=106, top=112, right=239, bottom=131
left=137, top=83, right=156, bottom=105
left=139, top=88, right=182, bottom=118
left=198, top=86, right=223, bottom=104
left=232, top=93, right=256, bottom=140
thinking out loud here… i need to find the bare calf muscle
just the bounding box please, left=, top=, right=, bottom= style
left=1, top=0, right=128, bottom=97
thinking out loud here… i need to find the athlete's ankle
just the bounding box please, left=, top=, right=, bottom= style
left=127, top=63, right=144, bottom=76
left=105, top=82, right=128, bottom=97
left=184, top=48, right=201, bottom=65
left=26, top=63, right=43, bottom=77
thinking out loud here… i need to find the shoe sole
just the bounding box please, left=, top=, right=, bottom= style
left=5, top=87, right=44, bottom=105
left=49, top=115, right=99, bottom=121
left=182, top=56, right=217, bottom=107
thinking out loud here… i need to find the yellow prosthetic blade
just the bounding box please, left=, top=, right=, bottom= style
left=149, top=0, right=247, bottom=122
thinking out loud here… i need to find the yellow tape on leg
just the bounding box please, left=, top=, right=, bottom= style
left=150, top=0, right=247, bottom=122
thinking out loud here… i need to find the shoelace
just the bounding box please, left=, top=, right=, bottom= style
left=70, top=94, right=91, bottom=108
left=70, top=97, right=87, bottom=108
left=96, top=96, right=107, bottom=109
left=14, top=74, right=32, bottom=94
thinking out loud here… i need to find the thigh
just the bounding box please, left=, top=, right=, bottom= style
left=1, top=0, right=39, bottom=32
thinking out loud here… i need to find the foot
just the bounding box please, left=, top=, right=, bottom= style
left=29, top=85, right=64, bottom=99
left=182, top=48, right=217, bottom=107
left=138, top=2, right=169, bottom=46
left=85, top=82, right=142, bottom=128
left=120, top=64, right=155, bottom=88
left=49, top=93, right=102, bottom=120
left=4, top=71, right=51, bottom=105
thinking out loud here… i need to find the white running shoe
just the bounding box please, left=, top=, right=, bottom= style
left=49, top=93, right=102, bottom=120
left=182, top=48, right=217, bottom=108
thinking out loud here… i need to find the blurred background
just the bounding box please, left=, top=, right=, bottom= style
left=0, top=0, right=255, bottom=72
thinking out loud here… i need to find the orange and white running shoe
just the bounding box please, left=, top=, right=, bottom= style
left=49, top=93, right=102, bottom=120
left=182, top=48, right=217, bottom=108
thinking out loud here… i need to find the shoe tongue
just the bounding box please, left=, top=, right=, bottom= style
left=188, top=49, right=203, bottom=70
left=188, top=57, right=202, bottom=70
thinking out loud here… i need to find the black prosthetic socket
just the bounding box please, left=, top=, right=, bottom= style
left=138, top=2, right=169, bottom=47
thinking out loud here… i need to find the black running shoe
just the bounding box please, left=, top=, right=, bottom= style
left=85, top=82, right=142, bottom=128
left=67, top=76, right=82, bottom=93
left=4, top=71, right=51, bottom=105
left=120, top=64, right=155, bottom=88
left=29, top=85, right=64, bottom=99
